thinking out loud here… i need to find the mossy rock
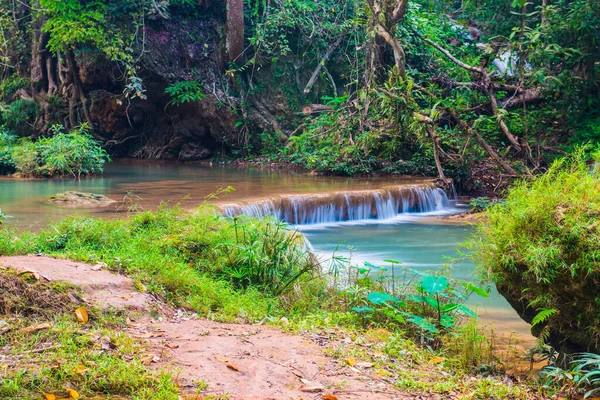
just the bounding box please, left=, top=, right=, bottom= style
left=49, top=191, right=116, bottom=207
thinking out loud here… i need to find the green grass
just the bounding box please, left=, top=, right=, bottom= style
left=0, top=204, right=320, bottom=322
left=0, top=272, right=180, bottom=399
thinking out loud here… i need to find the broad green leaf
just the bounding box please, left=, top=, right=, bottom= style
left=423, top=296, right=439, bottom=309
left=440, top=303, right=460, bottom=313
left=420, top=275, right=448, bottom=295
left=407, top=315, right=438, bottom=333
left=457, top=304, right=478, bottom=319
left=364, top=261, right=380, bottom=270
left=367, top=291, right=400, bottom=305
left=440, top=314, right=455, bottom=328
left=383, top=259, right=402, bottom=264
left=462, top=282, right=489, bottom=298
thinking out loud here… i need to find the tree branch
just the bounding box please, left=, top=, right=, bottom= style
left=304, top=36, right=343, bottom=94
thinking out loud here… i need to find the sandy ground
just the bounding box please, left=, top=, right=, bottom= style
left=0, top=255, right=415, bottom=400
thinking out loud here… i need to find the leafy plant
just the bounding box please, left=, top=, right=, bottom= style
left=353, top=267, right=487, bottom=341
left=165, top=80, right=205, bottom=106
left=541, top=352, right=600, bottom=398
left=470, top=148, right=600, bottom=355
left=0, top=124, right=110, bottom=177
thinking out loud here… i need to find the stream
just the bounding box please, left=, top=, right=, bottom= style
left=0, top=159, right=533, bottom=346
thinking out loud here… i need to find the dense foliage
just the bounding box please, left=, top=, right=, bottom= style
left=471, top=150, right=600, bottom=355
left=0, top=0, right=597, bottom=185
left=0, top=124, right=109, bottom=177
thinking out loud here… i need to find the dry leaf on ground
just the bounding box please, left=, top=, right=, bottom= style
left=300, top=382, right=324, bottom=392
left=75, top=306, right=89, bottom=324
left=19, top=322, right=51, bottom=334
left=67, top=388, right=80, bottom=399
left=226, top=363, right=240, bottom=371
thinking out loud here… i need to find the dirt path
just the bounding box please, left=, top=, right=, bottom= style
left=0, top=256, right=410, bottom=400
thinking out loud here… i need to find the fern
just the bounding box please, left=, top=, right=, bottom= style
left=531, top=308, right=558, bottom=327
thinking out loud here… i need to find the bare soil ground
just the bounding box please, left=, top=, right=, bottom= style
left=0, top=256, right=412, bottom=400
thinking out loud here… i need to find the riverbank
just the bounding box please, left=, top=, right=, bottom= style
left=0, top=207, right=547, bottom=399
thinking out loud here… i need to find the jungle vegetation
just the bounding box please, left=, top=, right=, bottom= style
left=0, top=0, right=597, bottom=188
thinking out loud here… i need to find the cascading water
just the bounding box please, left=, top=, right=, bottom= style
left=222, top=184, right=452, bottom=225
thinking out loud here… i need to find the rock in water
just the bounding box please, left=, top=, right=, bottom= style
left=49, top=191, right=117, bottom=207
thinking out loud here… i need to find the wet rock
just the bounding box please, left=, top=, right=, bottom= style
left=179, top=143, right=212, bottom=161
left=49, top=191, right=116, bottom=207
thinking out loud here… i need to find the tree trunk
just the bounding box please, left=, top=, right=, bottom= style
left=65, top=51, right=100, bottom=138
left=226, top=0, right=244, bottom=65
left=376, top=25, right=406, bottom=79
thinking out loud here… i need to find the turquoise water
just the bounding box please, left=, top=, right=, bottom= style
left=0, top=159, right=427, bottom=228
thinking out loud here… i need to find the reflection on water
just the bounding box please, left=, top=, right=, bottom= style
left=301, top=221, right=535, bottom=347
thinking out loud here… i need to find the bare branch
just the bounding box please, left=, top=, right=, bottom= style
left=425, top=38, right=484, bottom=74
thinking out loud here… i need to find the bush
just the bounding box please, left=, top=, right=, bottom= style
left=470, top=148, right=600, bottom=355
left=0, top=98, right=37, bottom=130
left=0, top=124, right=110, bottom=177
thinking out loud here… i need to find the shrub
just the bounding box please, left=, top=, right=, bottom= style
left=470, top=148, right=600, bottom=355
left=0, top=98, right=37, bottom=130
left=0, top=124, right=110, bottom=177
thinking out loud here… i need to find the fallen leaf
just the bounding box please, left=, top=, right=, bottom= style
left=67, top=388, right=80, bottom=399
left=300, top=382, right=324, bottom=392
left=101, top=336, right=116, bottom=351
left=346, top=357, right=356, bottom=366
left=213, top=354, right=229, bottom=363
left=75, top=307, right=89, bottom=324
left=19, top=322, right=51, bottom=334
left=431, top=356, right=445, bottom=365
left=226, top=363, right=240, bottom=372
left=72, top=364, right=87, bottom=374
left=19, top=269, right=40, bottom=280
left=322, top=395, right=339, bottom=400
left=165, top=343, right=179, bottom=349
left=141, top=354, right=160, bottom=365
left=44, top=394, right=56, bottom=400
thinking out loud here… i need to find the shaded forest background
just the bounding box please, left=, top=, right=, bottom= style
left=0, top=0, right=598, bottom=192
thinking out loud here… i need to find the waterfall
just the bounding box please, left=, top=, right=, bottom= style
left=222, top=184, right=451, bottom=225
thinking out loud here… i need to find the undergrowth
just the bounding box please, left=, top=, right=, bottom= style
left=0, top=204, right=320, bottom=321
left=0, top=124, right=109, bottom=177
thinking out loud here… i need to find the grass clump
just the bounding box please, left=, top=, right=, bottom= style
left=470, top=148, right=600, bottom=355
left=0, top=123, right=109, bottom=177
